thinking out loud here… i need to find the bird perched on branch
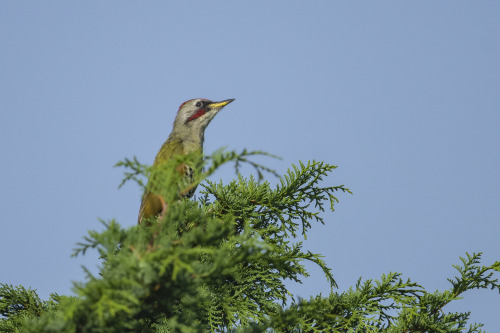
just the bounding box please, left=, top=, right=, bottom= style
left=138, top=98, right=234, bottom=224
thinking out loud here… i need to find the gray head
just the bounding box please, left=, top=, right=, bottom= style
left=172, top=98, right=234, bottom=141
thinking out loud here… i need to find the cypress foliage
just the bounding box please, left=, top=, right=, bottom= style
left=1, top=149, right=498, bottom=332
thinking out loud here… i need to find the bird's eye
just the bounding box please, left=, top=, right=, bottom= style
left=195, top=101, right=202, bottom=107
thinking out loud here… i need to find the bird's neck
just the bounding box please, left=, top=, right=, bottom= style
left=170, top=126, right=206, bottom=152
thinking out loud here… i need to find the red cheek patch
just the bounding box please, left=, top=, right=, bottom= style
left=186, top=108, right=207, bottom=122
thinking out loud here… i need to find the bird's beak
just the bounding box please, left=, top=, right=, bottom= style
left=208, top=99, right=235, bottom=110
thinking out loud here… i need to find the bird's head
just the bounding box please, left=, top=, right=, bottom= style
left=172, top=98, right=234, bottom=134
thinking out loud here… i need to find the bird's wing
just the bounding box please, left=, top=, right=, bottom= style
left=138, top=191, right=164, bottom=224
left=138, top=137, right=186, bottom=224
left=153, top=137, right=185, bottom=166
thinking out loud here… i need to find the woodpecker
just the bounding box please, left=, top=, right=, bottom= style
left=138, top=98, right=234, bottom=224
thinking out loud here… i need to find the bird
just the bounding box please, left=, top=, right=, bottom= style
left=138, top=98, right=234, bottom=224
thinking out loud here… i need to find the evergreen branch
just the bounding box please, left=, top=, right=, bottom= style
left=203, top=148, right=281, bottom=181
left=0, top=284, right=46, bottom=318
left=256, top=272, right=424, bottom=332
left=298, top=249, right=337, bottom=289
left=448, top=252, right=500, bottom=297
left=0, top=284, right=61, bottom=332
left=263, top=160, right=351, bottom=238
left=114, top=156, right=150, bottom=190
left=71, top=219, right=125, bottom=258
left=395, top=252, right=500, bottom=333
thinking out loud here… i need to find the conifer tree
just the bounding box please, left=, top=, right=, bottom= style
left=1, top=149, right=499, bottom=332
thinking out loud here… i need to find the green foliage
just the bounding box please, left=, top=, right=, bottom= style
left=253, top=254, right=500, bottom=332
left=0, top=284, right=62, bottom=332
left=1, top=149, right=498, bottom=332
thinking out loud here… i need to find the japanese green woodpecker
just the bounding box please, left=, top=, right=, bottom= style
left=138, top=98, right=234, bottom=224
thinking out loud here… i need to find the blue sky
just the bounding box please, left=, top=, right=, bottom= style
left=1, top=1, right=499, bottom=330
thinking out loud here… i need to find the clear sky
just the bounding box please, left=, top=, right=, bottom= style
left=1, top=1, right=499, bottom=330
